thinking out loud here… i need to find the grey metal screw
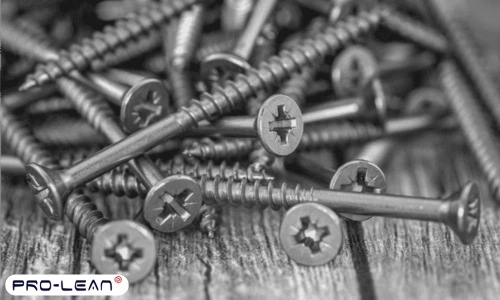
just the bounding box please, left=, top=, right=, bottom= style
left=19, top=0, right=201, bottom=90
left=186, top=94, right=304, bottom=156
left=183, top=138, right=255, bottom=161
left=285, top=158, right=387, bottom=221
left=24, top=10, right=384, bottom=219
left=201, top=0, right=279, bottom=83
left=34, top=118, right=107, bottom=147
left=24, top=97, right=74, bottom=115
left=198, top=175, right=481, bottom=244
left=439, top=61, right=500, bottom=202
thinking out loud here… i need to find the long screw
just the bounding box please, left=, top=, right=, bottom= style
left=439, top=61, right=500, bottom=202
left=25, top=10, right=385, bottom=217
left=428, top=0, right=500, bottom=129
left=19, top=0, right=201, bottom=90
left=197, top=175, right=480, bottom=244
left=183, top=138, right=254, bottom=161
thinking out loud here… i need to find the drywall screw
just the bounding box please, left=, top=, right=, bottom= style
left=183, top=138, right=255, bottom=161
left=200, top=0, right=279, bottom=84
left=24, top=10, right=384, bottom=218
left=87, top=158, right=274, bottom=198
left=34, top=118, right=107, bottom=147
left=379, top=5, right=448, bottom=54
left=285, top=158, right=387, bottom=221
left=221, top=0, right=254, bottom=32
left=186, top=94, right=304, bottom=156
left=19, top=0, right=202, bottom=90
left=428, top=0, right=500, bottom=129
left=24, top=97, right=74, bottom=115
left=87, top=73, right=170, bottom=133
left=164, top=5, right=204, bottom=108
left=198, top=204, right=222, bottom=238
left=280, top=202, right=343, bottom=266
left=439, top=61, right=500, bottom=202
left=303, top=77, right=386, bottom=124
left=299, top=110, right=455, bottom=151
left=198, top=175, right=481, bottom=244
left=2, top=85, right=57, bottom=111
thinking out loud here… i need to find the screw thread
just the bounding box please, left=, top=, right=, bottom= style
left=196, top=32, right=237, bottom=62
left=22, top=0, right=201, bottom=89
left=25, top=97, right=74, bottom=115
left=34, top=119, right=107, bottom=147
left=1, top=108, right=58, bottom=168
left=200, top=176, right=314, bottom=209
left=198, top=204, right=222, bottom=238
left=87, top=168, right=147, bottom=198
left=439, top=61, right=500, bottom=201
left=56, top=147, right=99, bottom=168
left=183, top=138, right=254, bottom=161
left=380, top=6, right=448, bottom=53
left=173, top=10, right=382, bottom=141
left=65, top=190, right=108, bottom=240
left=299, top=121, right=384, bottom=150
left=428, top=0, right=500, bottom=128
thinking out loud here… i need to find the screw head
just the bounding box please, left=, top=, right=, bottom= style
left=405, top=87, right=447, bottom=114
left=446, top=181, right=480, bottom=245
left=200, top=53, right=251, bottom=84
left=256, top=94, right=303, bottom=156
left=91, top=220, right=156, bottom=284
left=280, top=203, right=343, bottom=266
left=120, top=79, right=171, bottom=133
left=331, top=45, right=378, bottom=98
left=329, top=160, right=386, bottom=221
left=25, top=163, right=67, bottom=220
left=144, top=175, right=202, bottom=233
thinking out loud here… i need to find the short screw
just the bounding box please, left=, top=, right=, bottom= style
left=439, top=61, right=500, bottom=202
left=285, top=158, right=387, bottom=221
left=24, top=10, right=384, bottom=218
left=87, top=72, right=171, bottom=133
left=280, top=202, right=343, bottom=266
left=19, top=0, right=202, bottom=90
left=183, top=138, right=255, bottom=161
left=186, top=94, right=304, bottom=156
left=200, top=0, right=279, bottom=84
left=197, top=175, right=480, bottom=244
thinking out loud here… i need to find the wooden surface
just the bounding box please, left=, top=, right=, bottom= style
left=2, top=133, right=500, bottom=300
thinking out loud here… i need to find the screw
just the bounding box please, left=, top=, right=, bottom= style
left=24, top=10, right=384, bottom=217
left=2, top=84, right=57, bottom=111
left=439, top=61, right=500, bottom=202
left=198, top=204, right=222, bottom=238
left=303, top=77, right=386, bottom=124
left=379, top=5, right=448, bottom=54
left=24, top=97, right=75, bottom=115
left=428, top=0, right=500, bottom=129
left=34, top=118, right=107, bottom=147
left=164, top=4, right=204, bottom=108
left=0, top=155, right=27, bottom=176
left=285, top=158, right=387, bottom=221
left=200, top=0, right=279, bottom=84
left=280, top=202, right=343, bottom=266
left=19, top=0, right=201, bottom=90
left=186, top=94, right=304, bottom=156
left=183, top=138, right=254, bottom=161
left=198, top=175, right=480, bottom=244
left=87, top=73, right=171, bottom=133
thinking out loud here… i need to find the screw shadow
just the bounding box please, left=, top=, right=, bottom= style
left=345, top=220, right=376, bottom=300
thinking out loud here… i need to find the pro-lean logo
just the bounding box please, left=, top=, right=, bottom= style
left=5, top=274, right=129, bottom=296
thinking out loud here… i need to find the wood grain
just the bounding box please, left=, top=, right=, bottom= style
left=2, top=132, right=500, bottom=300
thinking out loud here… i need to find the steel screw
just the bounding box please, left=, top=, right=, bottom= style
left=183, top=138, right=255, bottom=161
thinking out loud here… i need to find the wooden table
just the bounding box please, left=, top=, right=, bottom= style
left=2, top=133, right=500, bottom=299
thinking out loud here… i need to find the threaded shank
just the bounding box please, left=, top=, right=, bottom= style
left=34, top=119, right=107, bottom=146
left=25, top=97, right=74, bottom=115
left=440, top=61, right=500, bottom=201
left=183, top=138, right=254, bottom=161
left=65, top=190, right=108, bottom=240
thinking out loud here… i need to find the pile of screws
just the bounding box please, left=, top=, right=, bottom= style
left=2, top=0, right=493, bottom=284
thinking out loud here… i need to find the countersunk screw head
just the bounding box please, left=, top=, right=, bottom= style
left=25, top=163, right=67, bottom=220
left=256, top=94, right=303, bottom=156
left=120, top=79, right=171, bottom=134
left=144, top=175, right=202, bottom=233
left=200, top=53, right=251, bottom=84
left=91, top=220, right=156, bottom=284
left=331, top=45, right=378, bottom=98
left=280, top=203, right=343, bottom=266
left=329, top=160, right=386, bottom=221
left=445, top=181, right=480, bottom=245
